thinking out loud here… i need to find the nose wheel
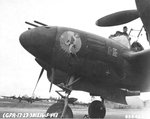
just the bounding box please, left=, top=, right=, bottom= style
left=46, top=102, right=73, bottom=118
left=88, top=99, right=106, bottom=118
left=46, top=90, right=73, bottom=118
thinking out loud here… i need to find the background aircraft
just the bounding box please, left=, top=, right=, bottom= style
left=19, top=0, right=150, bottom=118
left=1, top=95, right=18, bottom=100
left=19, top=96, right=49, bottom=103
left=1, top=95, right=49, bottom=103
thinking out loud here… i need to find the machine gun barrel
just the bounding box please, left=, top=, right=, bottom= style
left=34, top=20, right=47, bottom=26
left=25, top=21, right=39, bottom=27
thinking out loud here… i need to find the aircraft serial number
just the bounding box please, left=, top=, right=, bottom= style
left=2, top=112, right=51, bottom=118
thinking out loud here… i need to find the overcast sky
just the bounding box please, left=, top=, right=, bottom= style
left=0, top=0, right=150, bottom=103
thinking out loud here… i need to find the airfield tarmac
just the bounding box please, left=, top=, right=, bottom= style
left=0, top=99, right=150, bottom=119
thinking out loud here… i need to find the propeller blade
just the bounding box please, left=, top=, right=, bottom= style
left=48, top=68, right=55, bottom=92
left=135, top=0, right=150, bottom=44
left=96, top=10, right=139, bottom=27
left=32, top=68, right=44, bottom=95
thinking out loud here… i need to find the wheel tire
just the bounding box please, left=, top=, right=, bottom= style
left=45, top=102, right=73, bottom=118
left=88, top=100, right=106, bottom=118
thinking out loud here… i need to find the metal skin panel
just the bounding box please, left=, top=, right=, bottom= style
left=19, top=0, right=150, bottom=104
left=20, top=26, right=150, bottom=104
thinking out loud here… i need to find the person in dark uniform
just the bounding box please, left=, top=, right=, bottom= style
left=109, top=26, right=129, bottom=37
left=115, top=26, right=129, bottom=36
left=122, top=26, right=128, bottom=36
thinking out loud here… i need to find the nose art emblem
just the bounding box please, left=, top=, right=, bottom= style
left=59, top=31, right=82, bottom=55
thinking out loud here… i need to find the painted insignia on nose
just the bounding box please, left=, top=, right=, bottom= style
left=59, top=31, right=82, bottom=55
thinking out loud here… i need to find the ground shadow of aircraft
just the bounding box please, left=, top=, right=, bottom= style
left=19, top=0, right=150, bottom=118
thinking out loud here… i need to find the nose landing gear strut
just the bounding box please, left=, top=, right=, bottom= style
left=46, top=76, right=80, bottom=118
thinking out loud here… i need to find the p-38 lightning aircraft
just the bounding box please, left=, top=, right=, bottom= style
left=19, top=0, right=150, bottom=118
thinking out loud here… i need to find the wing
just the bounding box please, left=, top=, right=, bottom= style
left=124, top=49, right=150, bottom=73
left=123, top=49, right=150, bottom=92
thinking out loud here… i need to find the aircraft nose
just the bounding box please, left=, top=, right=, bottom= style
left=19, top=26, right=57, bottom=60
left=19, top=30, right=31, bottom=48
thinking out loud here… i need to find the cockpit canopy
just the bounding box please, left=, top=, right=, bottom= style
left=109, top=35, right=130, bottom=49
left=109, top=34, right=144, bottom=52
